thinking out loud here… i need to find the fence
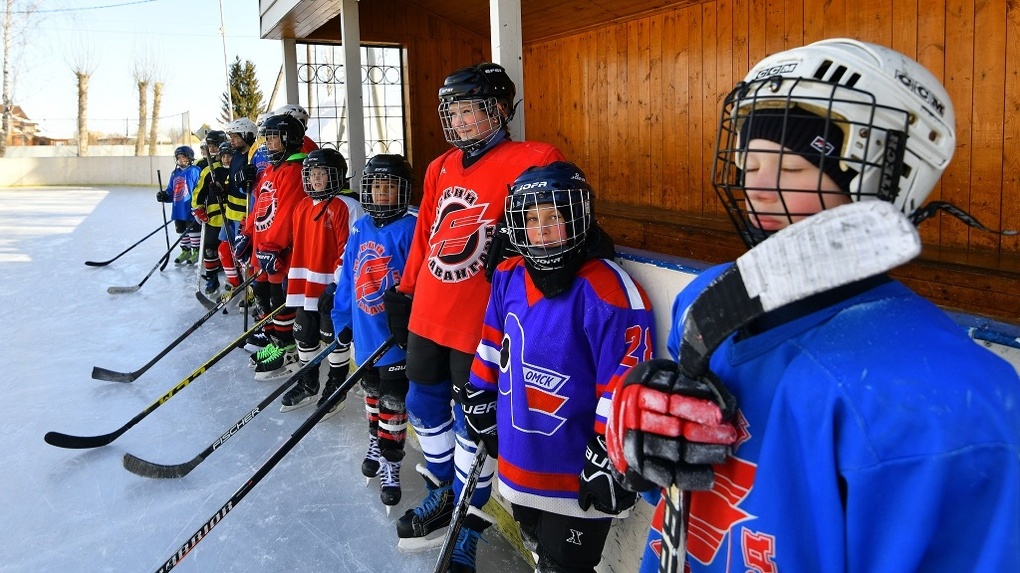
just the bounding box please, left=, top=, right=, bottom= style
left=9, top=111, right=194, bottom=157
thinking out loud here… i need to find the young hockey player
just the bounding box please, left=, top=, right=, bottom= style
left=331, top=154, right=417, bottom=509
left=274, top=147, right=364, bottom=409
left=383, top=63, right=565, bottom=562
left=217, top=117, right=257, bottom=295
left=156, top=145, right=201, bottom=264
left=606, top=39, right=1020, bottom=573
left=275, top=103, right=319, bottom=153
left=234, top=114, right=308, bottom=380
left=463, top=161, right=655, bottom=573
left=191, top=131, right=230, bottom=294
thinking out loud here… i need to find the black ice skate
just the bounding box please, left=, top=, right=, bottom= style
left=396, top=464, right=453, bottom=551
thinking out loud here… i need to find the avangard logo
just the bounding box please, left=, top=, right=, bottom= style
left=426, top=186, right=494, bottom=283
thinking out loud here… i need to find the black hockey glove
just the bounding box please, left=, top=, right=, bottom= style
left=156, top=189, right=170, bottom=202
left=255, top=245, right=285, bottom=276
left=461, top=382, right=498, bottom=458
left=483, top=221, right=514, bottom=283
left=578, top=434, right=637, bottom=515
left=606, top=358, right=739, bottom=493
left=234, top=163, right=258, bottom=190
left=382, top=286, right=412, bottom=349
left=232, top=231, right=252, bottom=261
left=318, top=283, right=337, bottom=316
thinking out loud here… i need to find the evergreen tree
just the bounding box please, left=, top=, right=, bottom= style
left=220, top=56, right=264, bottom=123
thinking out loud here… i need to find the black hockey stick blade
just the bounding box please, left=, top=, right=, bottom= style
left=659, top=201, right=920, bottom=573
left=194, top=290, right=219, bottom=310
left=92, top=272, right=263, bottom=383
left=434, top=442, right=489, bottom=573
left=84, top=220, right=173, bottom=267
left=107, top=233, right=184, bottom=294
left=153, top=337, right=394, bottom=573
left=43, top=307, right=285, bottom=449
left=123, top=339, right=340, bottom=479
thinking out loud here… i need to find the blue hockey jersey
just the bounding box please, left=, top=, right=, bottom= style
left=331, top=213, right=416, bottom=368
left=640, top=263, right=1020, bottom=572
left=164, top=165, right=200, bottom=221
left=470, top=256, right=655, bottom=519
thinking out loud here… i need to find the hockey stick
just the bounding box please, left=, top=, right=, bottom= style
left=433, top=442, right=488, bottom=573
left=84, top=220, right=173, bottom=267
left=43, top=305, right=285, bottom=450
left=107, top=233, right=184, bottom=294
left=123, top=339, right=340, bottom=479
left=153, top=337, right=395, bottom=573
left=657, top=200, right=921, bottom=573
left=159, top=170, right=171, bottom=251
left=92, top=270, right=264, bottom=383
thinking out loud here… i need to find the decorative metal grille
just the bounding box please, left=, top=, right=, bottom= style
left=296, top=43, right=405, bottom=159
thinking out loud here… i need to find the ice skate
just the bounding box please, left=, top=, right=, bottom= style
left=378, top=458, right=402, bottom=513
left=279, top=368, right=319, bottom=412
left=174, top=248, right=191, bottom=265
left=254, top=343, right=298, bottom=381
left=243, top=331, right=270, bottom=354
left=396, top=464, right=454, bottom=551
left=316, top=369, right=348, bottom=422
left=361, top=436, right=381, bottom=483
left=447, top=507, right=495, bottom=573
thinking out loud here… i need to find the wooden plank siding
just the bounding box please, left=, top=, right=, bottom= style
left=518, top=0, right=1019, bottom=323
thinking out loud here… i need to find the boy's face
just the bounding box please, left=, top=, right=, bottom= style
left=309, top=166, right=330, bottom=192
left=742, top=139, right=851, bottom=232
left=265, top=133, right=283, bottom=153
left=524, top=203, right=568, bottom=247
left=220, top=152, right=232, bottom=166
left=176, top=154, right=191, bottom=168
left=371, top=179, right=400, bottom=205
left=446, top=100, right=498, bottom=141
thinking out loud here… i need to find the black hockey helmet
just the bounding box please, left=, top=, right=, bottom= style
left=216, top=141, right=233, bottom=158
left=205, top=130, right=228, bottom=148
left=437, top=63, right=517, bottom=152
left=360, top=154, right=413, bottom=225
left=505, top=161, right=594, bottom=271
left=260, top=114, right=306, bottom=165
left=302, top=148, right=348, bottom=200
left=174, top=145, right=195, bottom=162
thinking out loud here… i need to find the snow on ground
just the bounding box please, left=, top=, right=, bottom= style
left=0, top=187, right=532, bottom=573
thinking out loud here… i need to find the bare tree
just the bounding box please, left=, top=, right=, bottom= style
left=68, top=42, right=97, bottom=156
left=133, top=50, right=159, bottom=157
left=0, top=0, right=41, bottom=157
left=147, top=81, right=162, bottom=155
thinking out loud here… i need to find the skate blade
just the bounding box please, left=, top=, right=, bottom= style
left=279, top=397, right=316, bottom=413
left=254, top=365, right=298, bottom=382
left=317, top=403, right=344, bottom=422
left=396, top=529, right=447, bottom=553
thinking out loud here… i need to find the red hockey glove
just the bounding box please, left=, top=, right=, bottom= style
left=578, top=434, right=638, bottom=514
left=461, top=382, right=498, bottom=458
left=255, top=245, right=285, bottom=275
left=382, top=286, right=412, bottom=349
left=192, top=207, right=209, bottom=223
left=607, top=358, right=739, bottom=492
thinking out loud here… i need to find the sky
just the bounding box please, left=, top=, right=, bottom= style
left=8, top=0, right=284, bottom=138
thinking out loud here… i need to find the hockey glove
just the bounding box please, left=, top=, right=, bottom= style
left=232, top=231, right=252, bottom=261
left=318, top=283, right=337, bottom=316
left=461, top=382, right=498, bottom=458
left=255, top=245, right=286, bottom=276
left=234, top=163, right=258, bottom=190
left=156, top=189, right=170, bottom=202
left=483, top=221, right=514, bottom=282
left=606, top=358, right=739, bottom=493
left=382, top=286, right=412, bottom=349
left=192, top=207, right=209, bottom=223
left=578, top=434, right=637, bottom=515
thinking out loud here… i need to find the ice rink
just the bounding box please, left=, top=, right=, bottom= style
left=0, top=186, right=532, bottom=572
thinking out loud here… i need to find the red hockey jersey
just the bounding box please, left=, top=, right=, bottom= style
left=246, top=155, right=306, bottom=285
left=399, top=140, right=565, bottom=353
left=286, top=195, right=364, bottom=310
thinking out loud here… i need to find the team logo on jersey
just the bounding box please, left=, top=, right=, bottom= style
left=253, top=181, right=279, bottom=233
left=426, top=186, right=494, bottom=283
left=498, top=313, right=569, bottom=435
left=172, top=177, right=188, bottom=201
left=354, top=241, right=399, bottom=315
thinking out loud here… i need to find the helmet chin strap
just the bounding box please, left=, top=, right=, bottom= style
left=909, top=200, right=1018, bottom=235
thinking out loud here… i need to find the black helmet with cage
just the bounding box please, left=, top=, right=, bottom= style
left=360, top=154, right=413, bottom=225
left=205, top=130, right=228, bottom=149
left=301, top=148, right=348, bottom=200
left=437, top=62, right=517, bottom=153
left=713, top=38, right=956, bottom=247
left=260, top=114, right=306, bottom=165
left=505, top=161, right=594, bottom=271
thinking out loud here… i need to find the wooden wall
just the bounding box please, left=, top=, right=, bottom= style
left=306, top=0, right=490, bottom=193
left=521, top=0, right=1020, bottom=323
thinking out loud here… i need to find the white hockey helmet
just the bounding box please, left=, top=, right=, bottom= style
left=713, top=38, right=956, bottom=246
left=275, top=103, right=309, bottom=127
left=255, top=112, right=272, bottom=129
left=225, top=117, right=257, bottom=148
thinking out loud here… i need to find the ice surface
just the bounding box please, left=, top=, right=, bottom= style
left=0, top=187, right=532, bottom=573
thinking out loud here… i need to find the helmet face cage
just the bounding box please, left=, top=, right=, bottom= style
left=205, top=130, right=228, bottom=150
left=712, top=39, right=956, bottom=248
left=438, top=97, right=506, bottom=152
left=261, top=115, right=305, bottom=165
left=505, top=188, right=592, bottom=271
left=361, top=173, right=411, bottom=223
left=302, top=150, right=348, bottom=200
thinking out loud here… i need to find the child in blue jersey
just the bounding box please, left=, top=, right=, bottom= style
left=331, top=154, right=417, bottom=509
left=607, top=39, right=1020, bottom=573
left=463, top=161, right=656, bottom=573
left=156, top=146, right=201, bottom=264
